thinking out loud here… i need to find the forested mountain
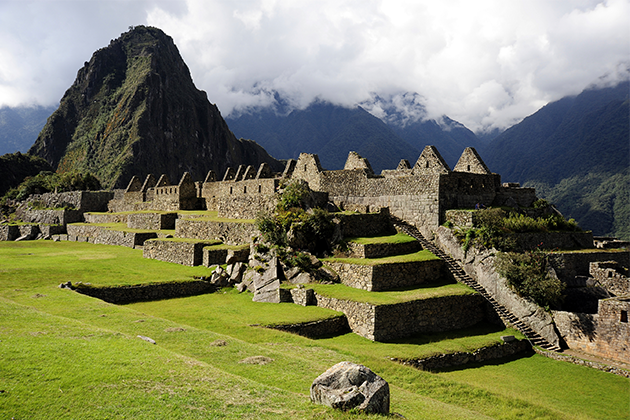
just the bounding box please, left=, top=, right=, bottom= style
left=485, top=81, right=629, bottom=239
left=29, top=26, right=281, bottom=189
left=226, top=99, right=481, bottom=171
left=227, top=101, right=419, bottom=172
left=0, top=105, right=56, bottom=155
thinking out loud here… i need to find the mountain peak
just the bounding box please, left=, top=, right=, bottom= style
left=30, top=26, right=280, bottom=188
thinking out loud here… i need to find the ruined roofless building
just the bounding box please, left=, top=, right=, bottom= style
left=110, top=146, right=535, bottom=236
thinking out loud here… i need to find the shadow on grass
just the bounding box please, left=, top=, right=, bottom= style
left=384, top=322, right=507, bottom=346
left=433, top=349, right=536, bottom=373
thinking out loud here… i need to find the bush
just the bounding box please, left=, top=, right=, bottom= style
left=278, top=180, right=311, bottom=211
left=495, top=249, right=565, bottom=310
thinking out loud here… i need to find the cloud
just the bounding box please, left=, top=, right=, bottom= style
left=0, top=0, right=628, bottom=133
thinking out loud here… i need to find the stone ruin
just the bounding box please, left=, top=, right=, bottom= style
left=3, top=145, right=629, bottom=368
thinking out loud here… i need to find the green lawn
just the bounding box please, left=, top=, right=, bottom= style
left=0, top=241, right=628, bottom=419
left=323, top=249, right=440, bottom=265
left=346, top=232, right=418, bottom=245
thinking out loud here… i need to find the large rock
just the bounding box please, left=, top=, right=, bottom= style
left=310, top=362, right=389, bottom=414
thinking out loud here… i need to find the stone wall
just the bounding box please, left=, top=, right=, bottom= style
left=65, top=224, right=157, bottom=248
left=175, top=218, right=258, bottom=245
left=590, top=261, right=629, bottom=296
left=24, top=191, right=115, bottom=212
left=346, top=240, right=421, bottom=258
left=264, top=315, right=351, bottom=339
left=203, top=244, right=250, bottom=267
left=127, top=212, right=177, bottom=230
left=15, top=208, right=83, bottom=226
left=393, top=339, right=531, bottom=371
left=324, top=259, right=444, bottom=291
left=143, top=239, right=219, bottom=266
left=313, top=291, right=488, bottom=341
left=336, top=210, right=396, bottom=238
left=372, top=294, right=488, bottom=341
left=445, top=210, right=479, bottom=228
left=547, top=250, right=630, bottom=282
left=434, top=226, right=561, bottom=347
left=553, top=297, right=630, bottom=364
left=72, top=280, right=217, bottom=304
left=0, top=225, right=19, bottom=241
left=515, top=232, right=593, bottom=251
left=84, top=213, right=128, bottom=224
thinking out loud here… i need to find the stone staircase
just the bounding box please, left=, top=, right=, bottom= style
left=395, top=222, right=562, bottom=352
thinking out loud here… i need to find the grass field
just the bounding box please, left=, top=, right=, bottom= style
left=1, top=241, right=628, bottom=419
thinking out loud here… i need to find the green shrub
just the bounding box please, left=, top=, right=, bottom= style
left=495, top=249, right=565, bottom=309
left=278, top=180, right=310, bottom=211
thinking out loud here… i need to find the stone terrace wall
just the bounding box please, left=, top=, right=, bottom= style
left=347, top=240, right=421, bottom=258
left=84, top=213, right=128, bottom=224
left=394, top=339, right=531, bottom=371
left=516, top=232, right=593, bottom=251
left=313, top=293, right=376, bottom=340
left=15, top=208, right=83, bottom=226
left=143, top=239, right=218, bottom=266
left=25, top=191, right=115, bottom=212
left=373, top=294, right=488, bottom=341
left=127, top=212, right=177, bottom=230
left=314, top=291, right=488, bottom=341
left=175, top=218, right=258, bottom=245
left=66, top=224, right=157, bottom=248
left=325, top=259, right=444, bottom=291
left=0, top=225, right=19, bottom=241
left=547, top=250, right=630, bottom=282
left=203, top=245, right=250, bottom=267
left=73, top=281, right=217, bottom=304
left=217, top=194, right=278, bottom=219
left=336, top=210, right=396, bottom=238
left=264, top=315, right=351, bottom=339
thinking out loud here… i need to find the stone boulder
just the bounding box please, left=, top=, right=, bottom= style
left=310, top=361, right=389, bottom=414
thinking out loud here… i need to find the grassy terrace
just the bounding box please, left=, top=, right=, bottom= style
left=307, top=281, right=475, bottom=305
left=178, top=210, right=255, bottom=224
left=345, top=232, right=418, bottom=244
left=68, top=221, right=176, bottom=236
left=1, top=240, right=628, bottom=419
left=323, top=249, right=439, bottom=265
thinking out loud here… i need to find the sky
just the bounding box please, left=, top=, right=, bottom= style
left=0, top=0, right=628, bottom=133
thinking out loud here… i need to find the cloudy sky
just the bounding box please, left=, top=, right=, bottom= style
left=1, top=0, right=628, bottom=132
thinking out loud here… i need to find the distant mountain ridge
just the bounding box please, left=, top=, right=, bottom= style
left=28, top=26, right=281, bottom=189
left=486, top=81, right=629, bottom=239
left=226, top=97, right=482, bottom=171
left=0, top=105, right=56, bottom=155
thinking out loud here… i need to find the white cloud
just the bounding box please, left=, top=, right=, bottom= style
left=0, top=0, right=628, bottom=133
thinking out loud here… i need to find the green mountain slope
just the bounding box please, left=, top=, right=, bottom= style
left=29, top=26, right=281, bottom=189
left=485, top=81, right=629, bottom=239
